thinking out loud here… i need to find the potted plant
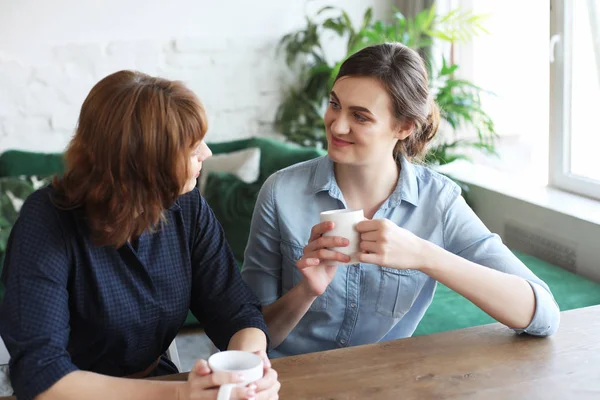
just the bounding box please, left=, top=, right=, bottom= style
left=275, top=5, right=496, bottom=166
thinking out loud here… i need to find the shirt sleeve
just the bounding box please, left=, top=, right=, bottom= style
left=189, top=192, right=269, bottom=351
left=0, top=191, right=78, bottom=400
left=442, top=185, right=560, bottom=337
left=240, top=173, right=283, bottom=306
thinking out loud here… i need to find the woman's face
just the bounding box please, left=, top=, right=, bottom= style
left=183, top=140, right=212, bottom=194
left=324, top=76, right=411, bottom=167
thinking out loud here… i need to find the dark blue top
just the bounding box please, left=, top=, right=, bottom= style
left=0, top=186, right=268, bottom=400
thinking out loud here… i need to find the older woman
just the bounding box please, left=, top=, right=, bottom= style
left=0, top=71, right=279, bottom=400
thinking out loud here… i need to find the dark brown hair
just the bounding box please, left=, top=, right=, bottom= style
left=335, top=42, right=440, bottom=162
left=53, top=70, right=207, bottom=247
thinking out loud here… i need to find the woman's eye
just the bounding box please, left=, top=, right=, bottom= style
left=329, top=100, right=340, bottom=109
left=354, top=112, right=367, bottom=122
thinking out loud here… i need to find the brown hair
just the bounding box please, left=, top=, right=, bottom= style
left=53, top=70, right=207, bottom=247
left=335, top=42, right=440, bottom=162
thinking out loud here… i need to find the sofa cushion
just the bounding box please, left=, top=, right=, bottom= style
left=0, top=150, right=64, bottom=178
left=198, top=147, right=261, bottom=195
left=203, top=172, right=259, bottom=262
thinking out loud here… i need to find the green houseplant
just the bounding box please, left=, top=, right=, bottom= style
left=275, top=5, right=497, bottom=166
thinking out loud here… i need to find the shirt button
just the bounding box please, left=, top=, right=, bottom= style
left=340, top=339, right=347, bottom=345
left=350, top=303, right=357, bottom=308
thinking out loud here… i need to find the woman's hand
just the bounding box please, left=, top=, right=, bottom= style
left=178, top=360, right=257, bottom=400
left=296, top=221, right=351, bottom=296
left=356, top=219, right=427, bottom=271
left=252, top=350, right=280, bottom=400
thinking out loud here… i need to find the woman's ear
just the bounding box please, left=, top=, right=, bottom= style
left=394, top=119, right=414, bottom=141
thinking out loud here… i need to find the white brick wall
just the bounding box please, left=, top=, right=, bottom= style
left=0, top=0, right=392, bottom=153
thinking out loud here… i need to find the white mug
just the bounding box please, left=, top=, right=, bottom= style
left=319, top=208, right=364, bottom=265
left=208, top=350, right=264, bottom=400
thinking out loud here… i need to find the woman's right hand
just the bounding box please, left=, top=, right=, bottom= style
left=296, top=221, right=350, bottom=296
left=178, top=359, right=257, bottom=400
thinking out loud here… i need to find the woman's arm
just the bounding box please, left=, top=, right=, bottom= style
left=437, top=188, right=559, bottom=335
left=241, top=174, right=325, bottom=349
left=241, top=174, right=308, bottom=349
left=242, top=175, right=353, bottom=349
left=260, top=281, right=318, bottom=349
left=187, top=190, right=280, bottom=398
left=227, top=327, right=267, bottom=353
left=357, top=186, right=559, bottom=336
left=38, top=368, right=257, bottom=400
left=419, top=243, right=537, bottom=329
left=36, top=372, right=180, bottom=400
left=188, top=191, right=270, bottom=349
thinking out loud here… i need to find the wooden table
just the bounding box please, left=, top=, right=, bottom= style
left=2, top=306, right=599, bottom=399
left=157, top=305, right=600, bottom=399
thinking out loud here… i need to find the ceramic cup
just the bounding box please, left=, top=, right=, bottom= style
left=208, top=350, right=264, bottom=400
left=319, top=208, right=364, bottom=266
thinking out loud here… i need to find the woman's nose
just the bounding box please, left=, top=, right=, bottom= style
left=330, top=116, right=350, bottom=135
left=199, top=142, right=212, bottom=160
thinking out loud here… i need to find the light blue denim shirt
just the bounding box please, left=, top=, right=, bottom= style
left=241, top=156, right=560, bottom=358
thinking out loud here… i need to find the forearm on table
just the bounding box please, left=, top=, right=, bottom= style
left=227, top=327, right=268, bottom=353
left=36, top=370, right=181, bottom=400
left=420, top=242, right=536, bottom=330
left=262, top=280, right=317, bottom=349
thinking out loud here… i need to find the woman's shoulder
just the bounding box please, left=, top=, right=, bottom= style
left=264, top=156, right=327, bottom=190
left=410, top=163, right=461, bottom=197
left=18, top=185, right=65, bottom=222
left=9, top=185, right=75, bottom=247
left=275, top=155, right=325, bottom=176
left=175, top=187, right=217, bottom=229
left=174, top=187, right=203, bottom=217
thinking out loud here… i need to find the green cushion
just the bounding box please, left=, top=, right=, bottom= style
left=413, top=250, right=600, bottom=336
left=203, top=172, right=260, bottom=262
left=0, top=150, right=64, bottom=178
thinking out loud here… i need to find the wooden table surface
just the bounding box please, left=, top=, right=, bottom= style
left=156, top=305, right=600, bottom=399
left=2, top=305, right=599, bottom=399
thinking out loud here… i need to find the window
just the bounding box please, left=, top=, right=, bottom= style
left=448, top=0, right=550, bottom=183
left=451, top=0, right=600, bottom=200
left=550, top=0, right=600, bottom=200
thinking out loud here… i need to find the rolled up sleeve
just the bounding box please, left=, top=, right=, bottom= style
left=514, top=281, right=560, bottom=336
left=0, top=192, right=78, bottom=400
left=443, top=186, right=560, bottom=337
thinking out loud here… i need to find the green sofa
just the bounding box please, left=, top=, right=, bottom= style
left=1, top=137, right=600, bottom=335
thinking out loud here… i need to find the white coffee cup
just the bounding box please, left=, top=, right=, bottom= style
left=319, top=208, right=364, bottom=266
left=208, top=350, right=264, bottom=400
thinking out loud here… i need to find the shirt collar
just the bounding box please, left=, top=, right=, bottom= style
left=311, top=156, right=338, bottom=195
left=392, top=155, right=420, bottom=207
left=310, top=155, right=419, bottom=207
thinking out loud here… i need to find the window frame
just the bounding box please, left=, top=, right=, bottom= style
left=549, top=0, right=600, bottom=200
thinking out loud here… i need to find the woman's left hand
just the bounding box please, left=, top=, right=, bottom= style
left=252, top=350, right=280, bottom=400
left=356, top=219, right=427, bottom=271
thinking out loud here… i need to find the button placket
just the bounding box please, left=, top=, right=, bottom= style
left=336, top=264, right=361, bottom=347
